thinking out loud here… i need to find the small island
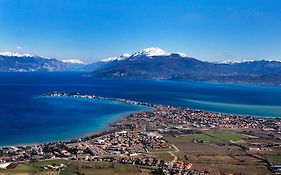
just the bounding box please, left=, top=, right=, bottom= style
left=0, top=92, right=280, bottom=175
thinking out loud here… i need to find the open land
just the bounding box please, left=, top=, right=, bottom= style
left=0, top=92, right=280, bottom=175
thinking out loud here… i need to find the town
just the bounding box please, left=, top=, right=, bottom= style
left=0, top=92, right=280, bottom=175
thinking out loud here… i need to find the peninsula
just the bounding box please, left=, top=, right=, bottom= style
left=0, top=92, right=281, bottom=175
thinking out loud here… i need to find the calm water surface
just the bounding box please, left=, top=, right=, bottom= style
left=1, top=72, right=281, bottom=146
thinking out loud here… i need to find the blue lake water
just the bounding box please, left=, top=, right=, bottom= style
left=1, top=72, right=281, bottom=146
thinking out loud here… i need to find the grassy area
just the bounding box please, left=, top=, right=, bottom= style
left=0, top=161, right=145, bottom=175
left=165, top=132, right=244, bottom=156
left=114, top=164, right=138, bottom=173
left=35, top=172, right=58, bottom=175
left=0, top=163, right=36, bottom=175
left=163, top=130, right=274, bottom=174
left=192, top=162, right=270, bottom=175
left=0, top=169, right=30, bottom=175
left=166, top=132, right=241, bottom=142
left=63, top=161, right=147, bottom=175
left=79, top=164, right=140, bottom=175
left=152, top=152, right=174, bottom=161
left=32, top=159, right=69, bottom=168
left=59, top=165, right=77, bottom=175
left=149, top=148, right=175, bottom=152
left=14, top=164, right=33, bottom=171
left=188, top=155, right=271, bottom=175
left=0, top=159, right=70, bottom=175
left=265, top=154, right=281, bottom=163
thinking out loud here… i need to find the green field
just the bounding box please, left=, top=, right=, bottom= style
left=32, top=159, right=69, bottom=168
left=152, top=152, right=174, bottom=161
left=0, top=159, right=69, bottom=175
left=79, top=164, right=139, bottom=175
left=166, top=132, right=241, bottom=142
left=0, top=160, right=149, bottom=175
left=265, top=154, right=281, bottom=163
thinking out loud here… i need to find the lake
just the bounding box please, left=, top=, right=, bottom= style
left=1, top=72, right=281, bottom=146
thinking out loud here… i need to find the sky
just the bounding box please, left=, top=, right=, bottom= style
left=0, top=0, right=281, bottom=63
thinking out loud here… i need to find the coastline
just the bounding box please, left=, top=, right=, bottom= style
left=182, top=98, right=281, bottom=118
left=1, top=94, right=152, bottom=147
left=1, top=92, right=280, bottom=175
left=2, top=91, right=280, bottom=148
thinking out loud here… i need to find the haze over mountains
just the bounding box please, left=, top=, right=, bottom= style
left=1, top=48, right=281, bottom=84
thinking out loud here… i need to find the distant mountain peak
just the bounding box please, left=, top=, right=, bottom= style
left=131, top=47, right=189, bottom=58
left=62, top=59, right=84, bottom=64
left=132, top=47, right=170, bottom=57
left=100, top=53, right=131, bottom=62
left=0, top=51, right=34, bottom=57
left=121, top=53, right=131, bottom=58
left=173, top=52, right=188, bottom=57
left=217, top=59, right=281, bottom=64
left=217, top=59, right=255, bottom=64
left=268, top=59, right=281, bottom=63
left=99, top=48, right=188, bottom=63
left=0, top=51, right=52, bottom=60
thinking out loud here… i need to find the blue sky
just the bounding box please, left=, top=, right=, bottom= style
left=0, top=0, right=281, bottom=63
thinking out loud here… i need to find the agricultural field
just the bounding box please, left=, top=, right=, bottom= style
left=165, top=132, right=242, bottom=142
left=0, top=160, right=149, bottom=175
left=152, top=152, right=174, bottom=162
left=163, top=129, right=277, bottom=174
left=0, top=159, right=69, bottom=175
left=0, top=129, right=279, bottom=175
left=264, top=154, right=281, bottom=163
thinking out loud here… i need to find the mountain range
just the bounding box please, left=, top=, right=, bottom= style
left=89, top=48, right=281, bottom=84
left=1, top=48, right=281, bottom=84
left=0, top=52, right=84, bottom=72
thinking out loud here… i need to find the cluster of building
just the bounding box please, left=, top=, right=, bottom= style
left=74, top=156, right=193, bottom=174
left=86, top=131, right=170, bottom=156
left=0, top=131, right=168, bottom=162
left=115, top=105, right=281, bottom=134
left=1, top=92, right=280, bottom=175
left=46, top=92, right=281, bottom=133
left=0, top=130, right=195, bottom=174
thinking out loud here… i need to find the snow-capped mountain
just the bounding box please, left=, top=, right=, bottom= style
left=130, top=47, right=189, bottom=59
left=0, top=51, right=34, bottom=58
left=100, top=53, right=131, bottom=62
left=217, top=59, right=281, bottom=64
left=100, top=48, right=188, bottom=62
left=217, top=59, right=255, bottom=64
left=83, top=48, right=189, bottom=72
left=131, top=47, right=170, bottom=57
left=2, top=48, right=281, bottom=84
left=0, top=52, right=83, bottom=72
left=89, top=48, right=281, bottom=84
left=62, top=59, right=84, bottom=64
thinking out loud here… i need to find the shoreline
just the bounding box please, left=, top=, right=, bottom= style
left=0, top=93, right=153, bottom=148
left=1, top=91, right=280, bottom=148
left=43, top=91, right=281, bottom=119
left=0, top=112, right=152, bottom=149
left=1, top=91, right=279, bottom=148
left=1, top=92, right=280, bottom=175
left=181, top=98, right=281, bottom=118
